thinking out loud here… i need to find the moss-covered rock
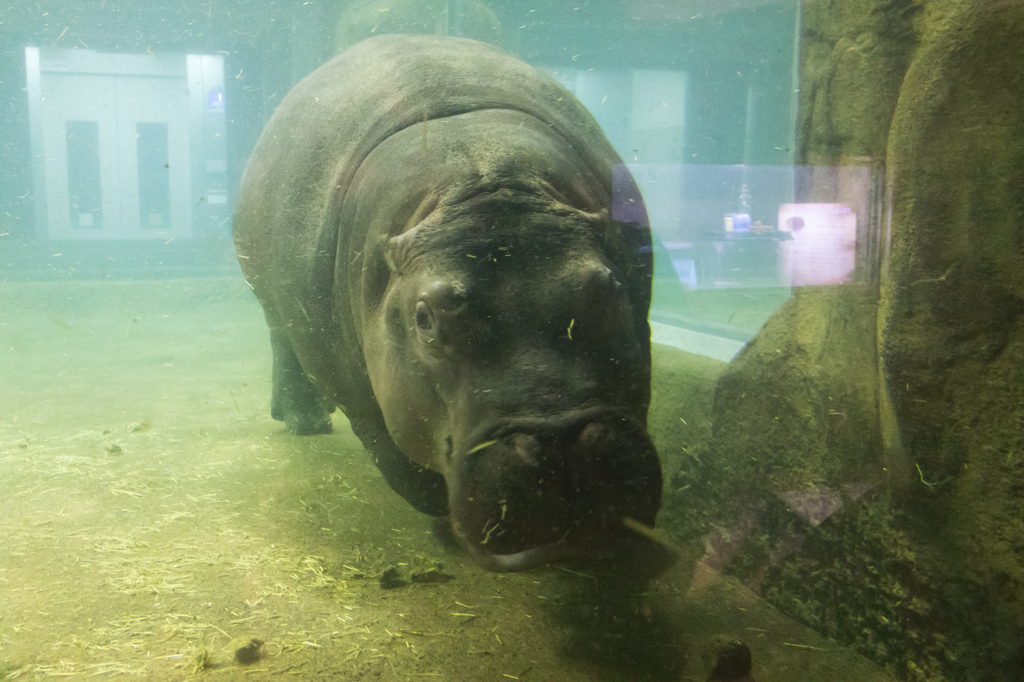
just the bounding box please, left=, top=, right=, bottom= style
left=876, top=3, right=1024, bottom=677
left=662, top=2, right=1024, bottom=680
left=797, top=0, right=918, bottom=165
left=649, top=342, right=727, bottom=488
left=731, top=490, right=954, bottom=682
left=664, top=285, right=881, bottom=546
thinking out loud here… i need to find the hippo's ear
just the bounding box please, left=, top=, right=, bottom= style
left=384, top=224, right=426, bottom=275
left=385, top=194, right=439, bottom=275
left=384, top=230, right=409, bottom=275
left=536, top=179, right=572, bottom=207
left=590, top=208, right=611, bottom=242
left=605, top=217, right=654, bottom=309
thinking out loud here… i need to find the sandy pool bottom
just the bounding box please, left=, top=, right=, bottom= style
left=0, top=278, right=892, bottom=682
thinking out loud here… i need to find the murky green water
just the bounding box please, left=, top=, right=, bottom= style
left=2, top=2, right=1022, bottom=681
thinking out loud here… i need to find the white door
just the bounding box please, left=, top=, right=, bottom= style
left=39, top=71, right=191, bottom=240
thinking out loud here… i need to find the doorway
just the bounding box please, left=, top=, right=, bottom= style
left=26, top=48, right=228, bottom=242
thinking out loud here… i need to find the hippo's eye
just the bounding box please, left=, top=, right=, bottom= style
left=415, top=300, right=436, bottom=335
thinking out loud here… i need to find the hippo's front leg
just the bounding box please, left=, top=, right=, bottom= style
left=346, top=411, right=450, bottom=516
left=269, top=327, right=333, bottom=435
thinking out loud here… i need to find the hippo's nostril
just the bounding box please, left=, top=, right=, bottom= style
left=510, top=433, right=540, bottom=466
left=577, top=422, right=611, bottom=449
left=451, top=411, right=662, bottom=565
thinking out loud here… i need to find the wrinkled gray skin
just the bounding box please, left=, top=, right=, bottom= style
left=233, top=35, right=662, bottom=572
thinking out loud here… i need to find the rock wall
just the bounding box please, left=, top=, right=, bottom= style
left=877, top=3, right=1024, bottom=677
left=660, top=2, right=1024, bottom=680
left=796, top=0, right=916, bottom=165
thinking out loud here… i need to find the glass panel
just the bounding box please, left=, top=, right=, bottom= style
left=135, top=121, right=170, bottom=230
left=64, top=119, right=102, bottom=230
left=5, top=3, right=1022, bottom=681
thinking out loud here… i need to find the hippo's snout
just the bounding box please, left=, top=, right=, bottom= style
left=448, top=410, right=662, bottom=571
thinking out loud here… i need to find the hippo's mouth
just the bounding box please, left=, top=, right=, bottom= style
left=444, top=408, right=665, bottom=573
left=459, top=516, right=678, bottom=576
left=465, top=538, right=577, bottom=572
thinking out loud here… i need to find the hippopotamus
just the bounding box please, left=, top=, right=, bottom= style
left=233, top=34, right=662, bottom=572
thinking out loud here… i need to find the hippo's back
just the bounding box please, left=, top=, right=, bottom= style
left=234, top=34, right=624, bottom=263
